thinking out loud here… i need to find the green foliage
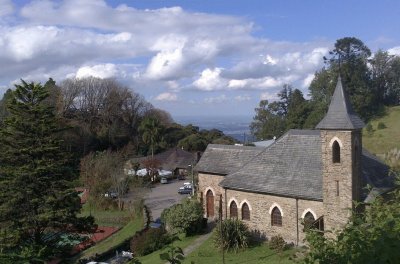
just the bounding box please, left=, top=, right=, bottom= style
left=139, top=117, right=165, bottom=157
left=159, top=244, right=185, bottom=264
left=377, top=121, right=386, bottom=129
left=130, top=228, right=169, bottom=256
left=250, top=85, right=309, bottom=140
left=269, top=235, right=287, bottom=253
left=303, top=187, right=400, bottom=264
left=365, top=123, right=374, bottom=136
left=0, top=80, right=94, bottom=259
left=161, top=199, right=204, bottom=236
left=213, top=218, right=250, bottom=253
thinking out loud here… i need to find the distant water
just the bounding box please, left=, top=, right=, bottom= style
left=174, top=115, right=255, bottom=143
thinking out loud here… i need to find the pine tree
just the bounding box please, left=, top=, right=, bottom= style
left=0, top=80, right=91, bottom=258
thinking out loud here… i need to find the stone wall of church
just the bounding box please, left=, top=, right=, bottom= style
left=225, top=189, right=324, bottom=244
left=198, top=172, right=225, bottom=219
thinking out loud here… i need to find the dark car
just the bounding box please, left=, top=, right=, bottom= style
left=178, top=186, right=192, bottom=194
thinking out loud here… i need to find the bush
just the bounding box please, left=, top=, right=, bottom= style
left=130, top=228, right=169, bottom=256
left=213, top=218, right=250, bottom=252
left=161, top=198, right=204, bottom=236
left=365, top=123, right=374, bottom=135
left=377, top=122, right=386, bottom=129
left=269, top=235, right=286, bottom=253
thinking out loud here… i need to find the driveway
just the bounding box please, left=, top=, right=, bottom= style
left=144, top=179, right=190, bottom=220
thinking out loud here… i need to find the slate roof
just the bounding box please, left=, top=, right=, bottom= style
left=220, top=130, right=323, bottom=200
left=316, top=77, right=365, bottom=130
left=195, top=144, right=264, bottom=175
left=219, top=129, right=393, bottom=201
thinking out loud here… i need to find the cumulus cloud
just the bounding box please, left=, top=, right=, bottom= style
left=0, top=0, right=339, bottom=115
left=76, top=64, right=118, bottom=79
left=155, top=92, right=178, bottom=101
left=193, top=68, right=227, bottom=91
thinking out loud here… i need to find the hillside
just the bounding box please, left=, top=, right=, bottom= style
left=363, top=106, right=400, bottom=156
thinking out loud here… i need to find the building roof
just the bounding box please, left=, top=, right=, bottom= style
left=154, top=148, right=197, bottom=170
left=195, top=144, right=264, bottom=175
left=220, top=130, right=323, bottom=200
left=316, top=77, right=365, bottom=130
left=129, top=148, right=197, bottom=171
left=253, top=139, right=275, bottom=148
left=219, top=129, right=393, bottom=201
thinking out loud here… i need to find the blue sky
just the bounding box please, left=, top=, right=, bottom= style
left=1, top=0, right=399, bottom=118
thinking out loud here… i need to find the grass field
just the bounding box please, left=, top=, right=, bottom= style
left=136, top=233, right=201, bottom=264
left=79, top=202, right=132, bottom=227
left=182, top=236, right=297, bottom=264
left=75, top=216, right=143, bottom=260
left=363, top=106, right=400, bottom=156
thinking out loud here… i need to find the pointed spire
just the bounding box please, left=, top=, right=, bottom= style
left=316, top=76, right=365, bottom=130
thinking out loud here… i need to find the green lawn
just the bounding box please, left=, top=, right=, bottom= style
left=183, top=236, right=297, bottom=264
left=80, top=202, right=132, bottom=227
left=363, top=106, right=400, bottom=155
left=75, top=216, right=143, bottom=260
left=136, top=233, right=201, bottom=264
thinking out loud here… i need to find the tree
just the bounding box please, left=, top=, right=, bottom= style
left=0, top=80, right=92, bottom=259
left=139, top=117, right=165, bottom=157
left=161, top=198, right=204, bottom=236
left=304, top=186, right=400, bottom=263
left=323, top=37, right=375, bottom=119
left=250, top=99, right=286, bottom=140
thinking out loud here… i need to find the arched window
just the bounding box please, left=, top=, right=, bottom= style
left=304, top=212, right=315, bottom=230
left=271, top=207, right=282, bottom=227
left=332, top=140, right=340, bottom=163
left=241, top=203, right=250, bottom=220
left=230, top=201, right=238, bottom=218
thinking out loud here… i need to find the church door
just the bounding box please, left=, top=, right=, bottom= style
left=206, top=190, right=214, bottom=217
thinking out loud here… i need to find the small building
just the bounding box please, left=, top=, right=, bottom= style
left=196, top=77, right=394, bottom=244
left=126, top=147, right=198, bottom=176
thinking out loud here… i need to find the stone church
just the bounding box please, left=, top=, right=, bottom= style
left=196, top=77, right=394, bottom=244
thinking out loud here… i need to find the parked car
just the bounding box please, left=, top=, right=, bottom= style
left=177, top=174, right=185, bottom=180
left=178, top=186, right=192, bottom=194
left=160, top=177, right=168, bottom=184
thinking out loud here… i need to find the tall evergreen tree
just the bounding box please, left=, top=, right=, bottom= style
left=0, top=80, right=91, bottom=259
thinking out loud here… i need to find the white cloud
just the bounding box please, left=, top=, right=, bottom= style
left=302, top=73, right=315, bottom=88
left=0, top=0, right=13, bottom=17
left=234, top=95, right=251, bottom=102
left=76, top=63, right=118, bottom=79
left=388, top=46, right=400, bottom=56
left=155, top=92, right=178, bottom=101
left=0, top=0, right=336, bottom=115
left=260, top=92, right=279, bottom=101
left=204, top=94, right=228, bottom=104
left=193, top=68, right=227, bottom=91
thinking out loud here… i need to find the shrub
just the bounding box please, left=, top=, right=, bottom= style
left=269, top=235, right=286, bottom=253
left=130, top=228, right=169, bottom=256
left=377, top=122, right=386, bottom=129
left=365, top=123, right=374, bottom=135
left=161, top=198, right=204, bottom=236
left=213, top=218, right=250, bottom=252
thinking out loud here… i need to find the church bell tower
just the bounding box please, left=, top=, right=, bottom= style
left=316, top=77, right=365, bottom=232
